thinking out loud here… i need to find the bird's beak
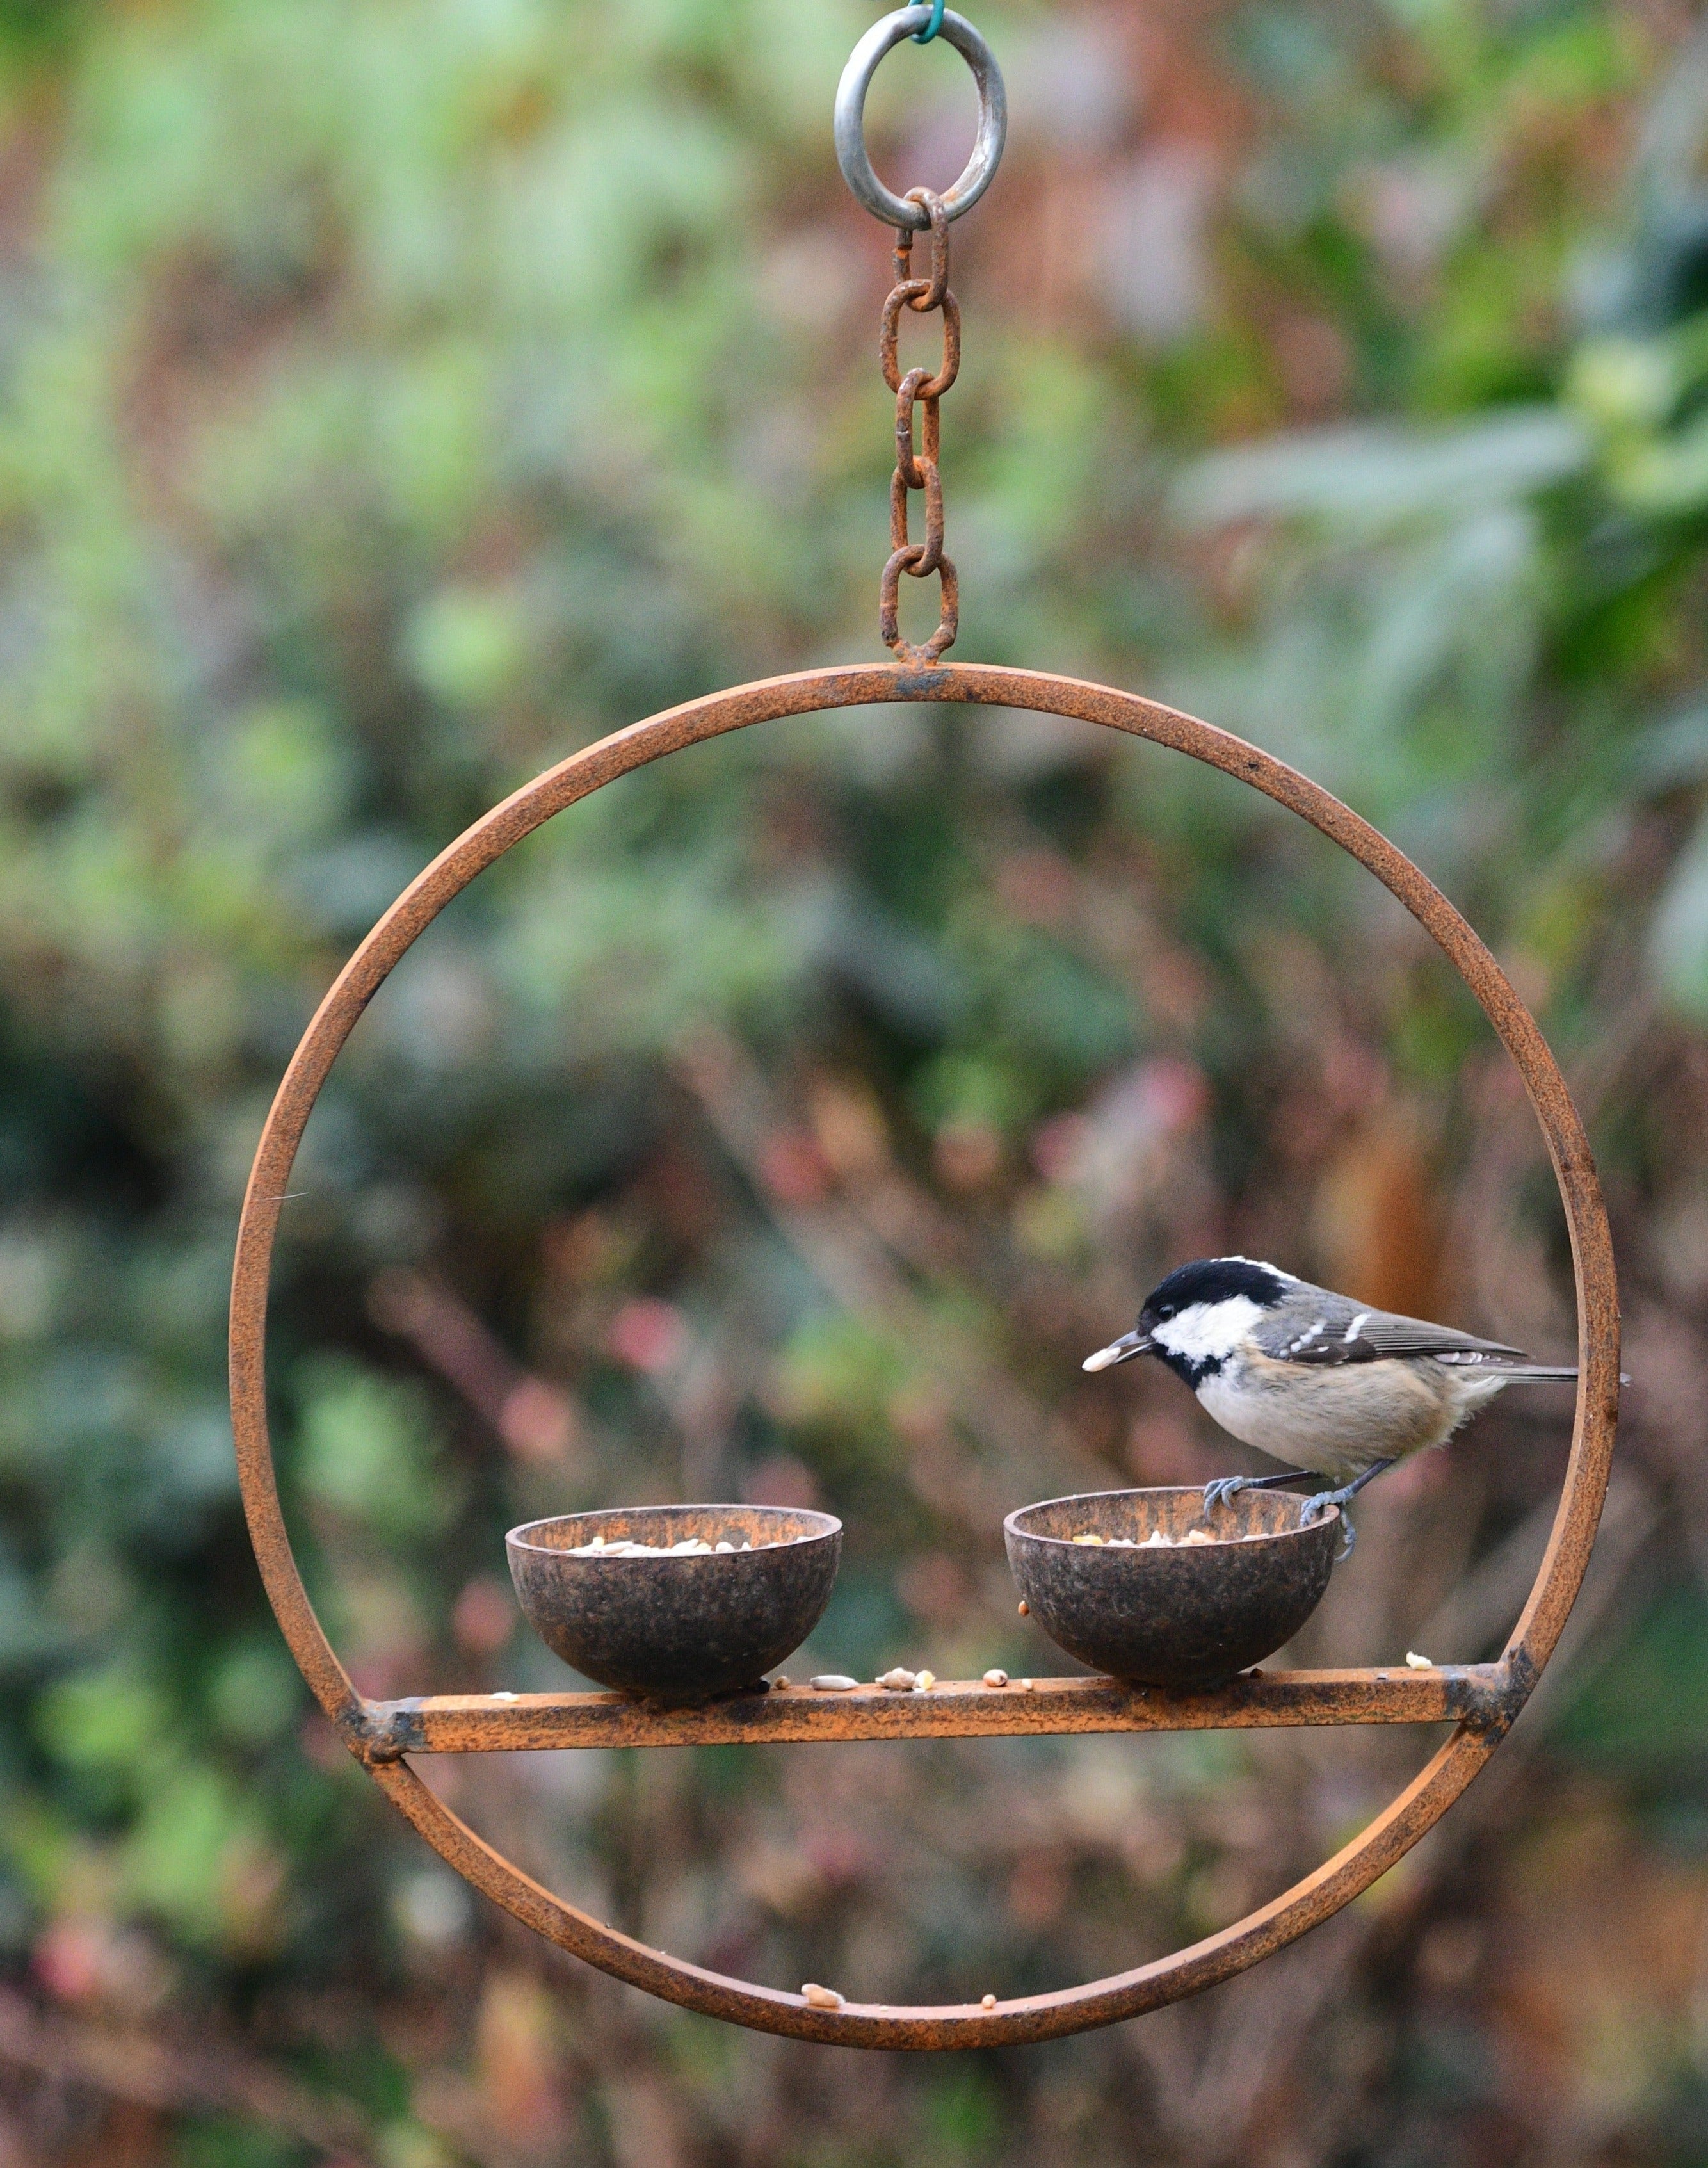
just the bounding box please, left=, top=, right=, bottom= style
left=1082, top=1328, right=1153, bottom=1373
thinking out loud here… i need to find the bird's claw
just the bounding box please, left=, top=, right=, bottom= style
left=1202, top=1476, right=1248, bottom=1513
left=1299, top=1487, right=1358, bottom=1560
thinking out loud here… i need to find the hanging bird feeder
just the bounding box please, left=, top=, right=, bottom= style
left=229, top=6, right=1620, bottom=2050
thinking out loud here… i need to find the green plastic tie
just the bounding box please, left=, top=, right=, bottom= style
left=912, top=0, right=945, bottom=42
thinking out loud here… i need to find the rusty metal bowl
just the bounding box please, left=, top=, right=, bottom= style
left=507, top=1504, right=842, bottom=1703
left=1004, top=1486, right=1338, bottom=1689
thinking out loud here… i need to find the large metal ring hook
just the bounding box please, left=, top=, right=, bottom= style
left=834, top=6, right=1006, bottom=231
left=230, top=659, right=1619, bottom=2050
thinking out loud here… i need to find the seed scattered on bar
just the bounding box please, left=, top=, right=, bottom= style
left=802, top=1983, right=844, bottom=2010
left=877, top=1667, right=917, bottom=1691
left=1072, top=1533, right=1104, bottom=1546
left=983, top=1669, right=1008, bottom=1688
left=491, top=1690, right=518, bottom=1701
left=1182, top=1528, right=1213, bottom=1545
left=773, top=1674, right=789, bottom=1688
left=1405, top=1651, right=1433, bottom=1670
left=981, top=1993, right=996, bottom=2010
left=913, top=1670, right=935, bottom=1692
left=1017, top=1601, right=1029, bottom=1616
left=1020, top=1678, right=1034, bottom=1691
left=811, top=1674, right=858, bottom=1691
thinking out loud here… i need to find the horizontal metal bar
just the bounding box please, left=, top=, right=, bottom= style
left=352, top=1663, right=1517, bottom=1761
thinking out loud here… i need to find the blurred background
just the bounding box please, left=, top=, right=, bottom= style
left=4, top=0, right=1708, bottom=2159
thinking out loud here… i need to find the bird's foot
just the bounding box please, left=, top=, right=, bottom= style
left=1203, top=1476, right=1249, bottom=1513
left=1300, top=1486, right=1358, bottom=1560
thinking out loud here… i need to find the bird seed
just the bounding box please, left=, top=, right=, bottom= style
left=1065, top=1527, right=1223, bottom=1549
left=568, top=1534, right=757, bottom=1557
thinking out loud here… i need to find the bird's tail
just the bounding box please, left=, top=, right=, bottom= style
left=1458, top=1359, right=1632, bottom=1389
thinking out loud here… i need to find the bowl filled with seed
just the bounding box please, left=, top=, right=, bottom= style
left=1003, top=1485, right=1336, bottom=1688
left=506, top=1503, right=842, bottom=1703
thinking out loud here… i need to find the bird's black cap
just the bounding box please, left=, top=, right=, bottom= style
left=1141, top=1256, right=1293, bottom=1322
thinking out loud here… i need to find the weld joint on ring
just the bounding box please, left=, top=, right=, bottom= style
left=351, top=1699, right=424, bottom=1764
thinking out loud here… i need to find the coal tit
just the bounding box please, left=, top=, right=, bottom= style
left=1083, top=1257, right=1579, bottom=1551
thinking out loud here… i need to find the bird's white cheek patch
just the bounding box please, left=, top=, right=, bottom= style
left=1154, top=1296, right=1265, bottom=1364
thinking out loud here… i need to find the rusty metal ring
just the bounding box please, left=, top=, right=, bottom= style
left=880, top=549, right=957, bottom=660
left=889, top=463, right=944, bottom=574
left=835, top=8, right=1006, bottom=231
left=230, top=662, right=1618, bottom=2050
left=881, top=287, right=960, bottom=399
left=903, top=189, right=951, bottom=309
left=893, top=369, right=936, bottom=489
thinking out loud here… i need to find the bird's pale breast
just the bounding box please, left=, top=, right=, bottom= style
left=1196, top=1352, right=1472, bottom=1482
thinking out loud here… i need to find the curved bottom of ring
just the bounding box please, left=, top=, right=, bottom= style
left=376, top=1727, right=1497, bottom=2047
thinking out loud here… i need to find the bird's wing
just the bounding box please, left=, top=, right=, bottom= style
left=1255, top=1290, right=1530, bottom=1368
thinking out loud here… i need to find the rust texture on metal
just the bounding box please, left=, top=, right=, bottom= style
left=229, top=659, right=1620, bottom=2050
left=354, top=1661, right=1517, bottom=1762
left=506, top=1505, right=841, bottom=1702
left=878, top=193, right=959, bottom=663
left=1004, top=1487, right=1340, bottom=1688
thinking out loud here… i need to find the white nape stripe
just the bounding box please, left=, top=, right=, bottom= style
left=1153, top=1295, right=1266, bottom=1365
left=1342, top=1312, right=1369, bottom=1343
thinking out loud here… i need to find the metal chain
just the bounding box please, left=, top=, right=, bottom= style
left=878, top=188, right=959, bottom=665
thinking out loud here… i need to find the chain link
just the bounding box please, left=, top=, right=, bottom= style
left=878, top=188, right=958, bottom=664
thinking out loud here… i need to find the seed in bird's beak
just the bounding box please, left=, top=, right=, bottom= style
left=1082, top=1329, right=1153, bottom=1372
